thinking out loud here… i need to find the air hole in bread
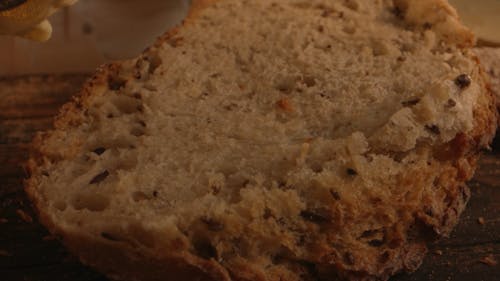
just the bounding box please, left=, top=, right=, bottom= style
left=454, top=74, right=472, bottom=89
left=137, top=120, right=147, bottom=127
left=379, top=251, right=390, bottom=264
left=223, top=102, right=239, bottom=111
left=368, top=239, right=385, bottom=247
left=320, top=7, right=336, bottom=18
left=101, top=232, right=120, bottom=242
left=302, top=75, right=316, bottom=88
left=401, top=98, right=421, bottom=107
left=330, top=190, right=341, bottom=200
left=110, top=95, right=143, bottom=115
left=343, top=252, right=355, bottom=265
left=72, top=193, right=110, bottom=212
left=313, top=39, right=333, bottom=50
left=200, top=217, right=225, bottom=232
left=146, top=54, right=162, bottom=75
left=274, top=74, right=297, bottom=92
left=346, top=168, right=358, bottom=176
left=91, top=137, right=137, bottom=151
left=108, top=75, right=127, bottom=91
left=302, top=261, right=323, bottom=280
left=263, top=208, right=274, bottom=220
left=310, top=163, right=323, bottom=173
left=193, top=239, right=218, bottom=260
left=300, top=209, right=330, bottom=224
left=92, top=147, right=106, bottom=155
left=392, top=5, right=405, bottom=19
left=277, top=180, right=293, bottom=191
left=89, top=170, right=110, bottom=185
left=167, top=36, right=184, bottom=48
left=397, top=56, right=407, bottom=63
left=446, top=99, right=457, bottom=108
left=425, top=125, right=441, bottom=135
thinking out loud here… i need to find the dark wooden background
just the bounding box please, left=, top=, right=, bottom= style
left=0, top=75, right=498, bottom=281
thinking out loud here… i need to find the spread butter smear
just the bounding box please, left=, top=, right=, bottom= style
left=0, top=0, right=77, bottom=41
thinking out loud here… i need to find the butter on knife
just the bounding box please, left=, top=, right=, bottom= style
left=0, top=0, right=77, bottom=41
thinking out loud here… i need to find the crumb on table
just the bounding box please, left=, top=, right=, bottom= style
left=478, top=217, right=485, bottom=225
left=16, top=209, right=33, bottom=223
left=480, top=254, right=498, bottom=266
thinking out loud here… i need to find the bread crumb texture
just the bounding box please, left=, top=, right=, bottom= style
left=26, top=0, right=497, bottom=281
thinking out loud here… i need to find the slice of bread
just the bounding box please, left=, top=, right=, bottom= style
left=26, top=0, right=497, bottom=280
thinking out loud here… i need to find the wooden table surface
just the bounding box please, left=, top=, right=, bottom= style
left=0, top=75, right=498, bottom=281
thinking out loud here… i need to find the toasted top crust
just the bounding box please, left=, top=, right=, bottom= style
left=26, top=1, right=497, bottom=281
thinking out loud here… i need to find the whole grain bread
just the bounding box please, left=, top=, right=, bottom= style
left=26, top=0, right=497, bottom=280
